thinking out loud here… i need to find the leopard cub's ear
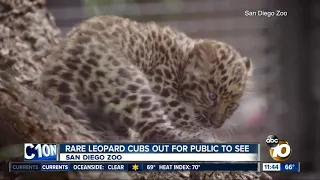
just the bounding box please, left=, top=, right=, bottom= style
left=241, top=56, right=253, bottom=76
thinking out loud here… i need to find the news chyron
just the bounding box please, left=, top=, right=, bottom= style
left=24, top=143, right=57, bottom=161
left=266, top=135, right=292, bottom=162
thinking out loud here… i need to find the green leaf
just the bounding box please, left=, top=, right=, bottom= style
left=0, top=144, right=23, bottom=160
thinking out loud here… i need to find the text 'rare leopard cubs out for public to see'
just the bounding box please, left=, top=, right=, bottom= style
left=39, top=16, right=252, bottom=145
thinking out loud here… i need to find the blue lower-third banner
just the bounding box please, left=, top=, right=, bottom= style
left=9, top=162, right=259, bottom=172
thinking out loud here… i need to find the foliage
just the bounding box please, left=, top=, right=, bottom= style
left=83, top=0, right=180, bottom=16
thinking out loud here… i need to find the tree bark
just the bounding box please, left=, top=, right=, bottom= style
left=0, top=0, right=272, bottom=179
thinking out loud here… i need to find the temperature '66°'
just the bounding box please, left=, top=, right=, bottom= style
left=281, top=162, right=300, bottom=172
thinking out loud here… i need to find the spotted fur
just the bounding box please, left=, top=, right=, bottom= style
left=40, top=16, right=252, bottom=179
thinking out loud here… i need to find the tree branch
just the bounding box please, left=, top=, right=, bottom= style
left=0, top=71, right=100, bottom=143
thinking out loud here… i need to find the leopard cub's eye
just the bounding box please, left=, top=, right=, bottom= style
left=208, top=92, right=217, bottom=101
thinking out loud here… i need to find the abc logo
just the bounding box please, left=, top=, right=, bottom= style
left=266, top=135, right=291, bottom=161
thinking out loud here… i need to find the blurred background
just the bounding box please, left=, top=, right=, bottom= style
left=45, top=0, right=320, bottom=179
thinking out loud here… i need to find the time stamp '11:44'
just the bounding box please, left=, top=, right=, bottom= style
left=262, top=162, right=300, bottom=172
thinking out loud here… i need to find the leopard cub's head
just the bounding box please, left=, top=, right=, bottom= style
left=180, top=40, right=253, bottom=128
